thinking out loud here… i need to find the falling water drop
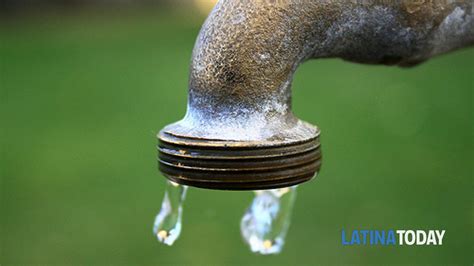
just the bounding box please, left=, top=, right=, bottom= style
left=240, top=186, right=297, bottom=254
left=153, top=180, right=188, bottom=246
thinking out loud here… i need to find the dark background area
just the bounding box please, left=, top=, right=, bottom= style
left=1, top=1, right=473, bottom=264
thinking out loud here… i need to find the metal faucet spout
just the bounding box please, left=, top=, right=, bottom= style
left=158, top=0, right=473, bottom=190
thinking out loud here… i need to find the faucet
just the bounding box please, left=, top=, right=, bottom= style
left=158, top=0, right=473, bottom=190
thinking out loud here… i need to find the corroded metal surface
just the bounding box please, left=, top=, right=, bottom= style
left=158, top=131, right=321, bottom=190
left=158, top=0, right=473, bottom=190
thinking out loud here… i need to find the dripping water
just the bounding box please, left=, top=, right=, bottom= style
left=240, top=186, right=297, bottom=254
left=153, top=181, right=297, bottom=255
left=153, top=180, right=187, bottom=246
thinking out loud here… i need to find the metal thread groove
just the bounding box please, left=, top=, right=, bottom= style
left=158, top=132, right=322, bottom=190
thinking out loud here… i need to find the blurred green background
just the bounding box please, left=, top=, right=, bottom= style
left=1, top=1, right=473, bottom=265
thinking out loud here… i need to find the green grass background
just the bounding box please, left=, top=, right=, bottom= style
left=1, top=10, right=473, bottom=265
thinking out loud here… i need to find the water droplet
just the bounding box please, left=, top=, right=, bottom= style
left=153, top=180, right=188, bottom=246
left=240, top=186, right=297, bottom=254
